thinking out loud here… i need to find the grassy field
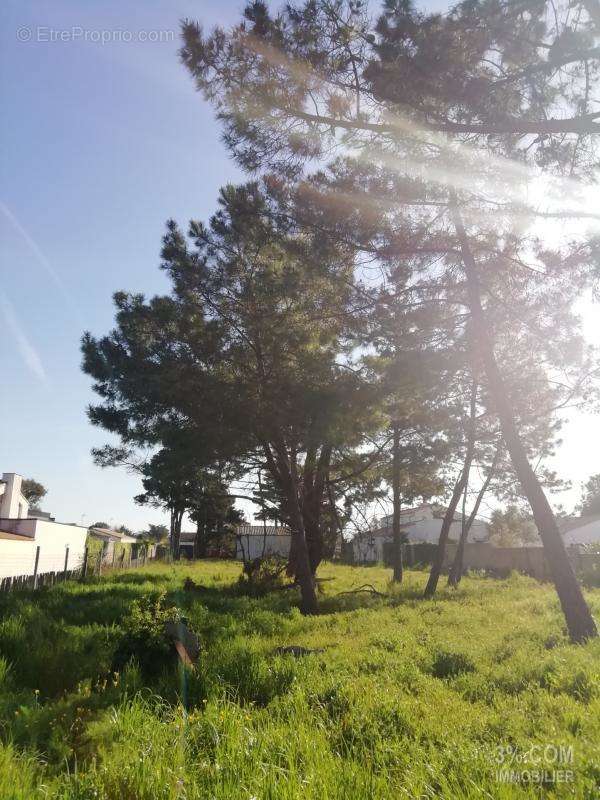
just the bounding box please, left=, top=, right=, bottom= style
left=0, top=561, right=598, bottom=799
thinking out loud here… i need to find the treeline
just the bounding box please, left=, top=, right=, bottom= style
left=82, top=0, right=600, bottom=641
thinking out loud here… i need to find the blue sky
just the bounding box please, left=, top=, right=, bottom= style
left=0, top=0, right=245, bottom=529
left=1, top=0, right=598, bottom=530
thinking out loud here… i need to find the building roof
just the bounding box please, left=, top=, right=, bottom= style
left=374, top=504, right=487, bottom=536
left=88, top=527, right=136, bottom=543
left=180, top=531, right=196, bottom=544
left=28, top=509, right=55, bottom=521
left=237, top=524, right=290, bottom=537
left=557, top=514, right=600, bottom=545
left=559, top=514, right=600, bottom=533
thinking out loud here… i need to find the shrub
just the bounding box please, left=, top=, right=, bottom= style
left=237, top=556, right=288, bottom=596
left=112, top=592, right=181, bottom=677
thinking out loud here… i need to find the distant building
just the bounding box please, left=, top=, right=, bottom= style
left=88, top=526, right=137, bottom=545
left=352, top=502, right=489, bottom=563
left=235, top=524, right=291, bottom=561
left=88, top=526, right=147, bottom=567
left=178, top=529, right=237, bottom=559
left=559, top=514, right=600, bottom=547
left=179, top=530, right=196, bottom=558
left=0, top=472, right=88, bottom=580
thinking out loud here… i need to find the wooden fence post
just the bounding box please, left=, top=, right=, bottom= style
left=33, top=545, right=41, bottom=590
left=63, top=547, right=69, bottom=581
left=82, top=546, right=88, bottom=578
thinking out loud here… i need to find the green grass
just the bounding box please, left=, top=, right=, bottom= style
left=0, top=561, right=598, bottom=799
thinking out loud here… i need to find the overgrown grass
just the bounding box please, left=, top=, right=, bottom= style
left=0, top=561, right=598, bottom=798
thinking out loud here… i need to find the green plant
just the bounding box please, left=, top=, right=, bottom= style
left=112, top=592, right=181, bottom=677
left=238, top=556, right=289, bottom=596
left=430, top=649, right=476, bottom=679
left=0, top=561, right=598, bottom=799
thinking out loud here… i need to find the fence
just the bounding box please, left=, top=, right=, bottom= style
left=0, top=543, right=84, bottom=592
left=89, top=540, right=159, bottom=573
left=444, top=541, right=600, bottom=583
left=363, top=540, right=600, bottom=583
left=0, top=541, right=161, bottom=594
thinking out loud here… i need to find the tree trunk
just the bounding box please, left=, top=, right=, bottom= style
left=451, top=198, right=597, bottom=642
left=448, top=448, right=499, bottom=587
left=286, top=476, right=319, bottom=614
left=424, top=378, right=477, bottom=597
left=258, top=469, right=268, bottom=558
left=391, top=421, right=403, bottom=582
left=327, top=476, right=344, bottom=559
left=194, top=521, right=201, bottom=559
left=423, top=461, right=472, bottom=598
left=194, top=508, right=209, bottom=559
left=304, top=511, right=323, bottom=574
left=301, top=444, right=332, bottom=574
left=267, top=440, right=319, bottom=614
left=170, top=509, right=183, bottom=561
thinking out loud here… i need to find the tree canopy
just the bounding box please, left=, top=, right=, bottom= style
left=81, top=0, right=600, bottom=639
left=489, top=505, right=539, bottom=547
left=177, top=0, right=599, bottom=639
left=578, top=473, right=600, bottom=516
left=21, top=478, right=47, bottom=509
left=82, top=181, right=381, bottom=611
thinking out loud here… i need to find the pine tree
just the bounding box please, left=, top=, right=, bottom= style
left=180, top=0, right=599, bottom=640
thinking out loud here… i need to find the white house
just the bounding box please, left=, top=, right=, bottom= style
left=0, top=472, right=88, bottom=580
left=0, top=473, right=30, bottom=519
left=87, top=525, right=140, bottom=568
left=353, top=503, right=489, bottom=563
left=88, top=526, right=138, bottom=545
left=559, top=514, right=600, bottom=547
left=235, top=524, right=292, bottom=561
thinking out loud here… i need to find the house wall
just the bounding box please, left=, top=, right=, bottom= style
left=236, top=533, right=292, bottom=561
left=380, top=506, right=433, bottom=527
left=0, top=474, right=29, bottom=519
left=0, top=520, right=88, bottom=579
left=179, top=543, right=195, bottom=559
left=0, top=538, right=38, bottom=580
left=0, top=518, right=37, bottom=537
left=353, top=518, right=489, bottom=563
left=353, top=536, right=384, bottom=564
left=562, top=520, right=600, bottom=546
left=406, top=518, right=488, bottom=544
